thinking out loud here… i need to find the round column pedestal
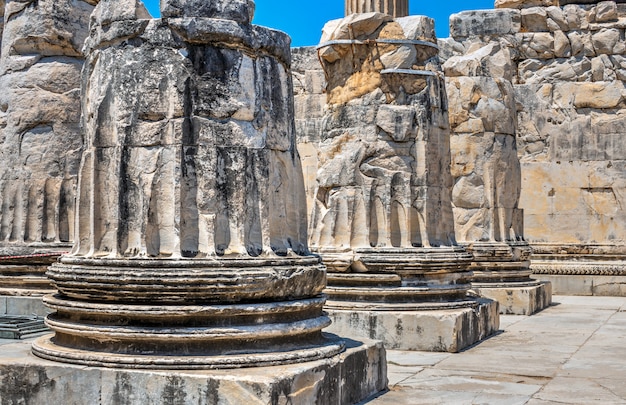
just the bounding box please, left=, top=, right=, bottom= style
left=0, top=246, right=68, bottom=296
left=32, top=256, right=344, bottom=369
left=467, top=241, right=552, bottom=315
left=321, top=247, right=500, bottom=352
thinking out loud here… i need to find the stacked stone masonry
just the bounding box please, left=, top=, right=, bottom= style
left=440, top=0, right=626, bottom=296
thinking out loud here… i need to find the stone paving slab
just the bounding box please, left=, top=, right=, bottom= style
left=366, top=296, right=626, bottom=404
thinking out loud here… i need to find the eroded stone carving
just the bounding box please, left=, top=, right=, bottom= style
left=308, top=12, right=499, bottom=352
left=0, top=0, right=97, bottom=295
left=442, top=0, right=626, bottom=297
left=31, top=0, right=346, bottom=370
left=442, top=40, right=552, bottom=315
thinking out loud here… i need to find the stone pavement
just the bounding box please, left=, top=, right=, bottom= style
left=366, top=296, right=626, bottom=404
left=1, top=296, right=625, bottom=404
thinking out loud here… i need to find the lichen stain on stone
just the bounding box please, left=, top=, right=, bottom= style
left=199, top=379, right=219, bottom=405
left=161, top=375, right=187, bottom=405
left=0, top=366, right=54, bottom=405
left=270, top=378, right=294, bottom=405
left=111, top=372, right=133, bottom=405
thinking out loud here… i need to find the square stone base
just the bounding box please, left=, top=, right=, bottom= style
left=0, top=295, right=50, bottom=317
left=324, top=298, right=500, bottom=353
left=533, top=275, right=626, bottom=297
left=473, top=281, right=553, bottom=315
left=0, top=336, right=386, bottom=405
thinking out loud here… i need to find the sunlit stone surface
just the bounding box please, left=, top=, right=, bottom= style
left=308, top=11, right=499, bottom=352
left=346, top=0, right=409, bottom=17
left=32, top=0, right=355, bottom=374
left=442, top=0, right=626, bottom=297
left=0, top=0, right=96, bottom=297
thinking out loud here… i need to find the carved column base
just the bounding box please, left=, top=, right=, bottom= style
left=33, top=256, right=345, bottom=369
left=322, top=247, right=500, bottom=351
left=0, top=245, right=67, bottom=297
left=531, top=243, right=626, bottom=296
left=463, top=241, right=553, bottom=314
left=324, top=246, right=475, bottom=304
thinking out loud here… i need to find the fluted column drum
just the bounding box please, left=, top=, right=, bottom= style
left=32, top=0, right=343, bottom=369
left=345, top=0, right=409, bottom=17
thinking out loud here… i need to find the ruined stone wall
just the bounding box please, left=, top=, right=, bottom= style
left=441, top=1, right=626, bottom=255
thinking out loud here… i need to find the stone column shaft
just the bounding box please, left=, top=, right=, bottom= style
left=345, top=0, right=409, bottom=17
left=0, top=0, right=95, bottom=298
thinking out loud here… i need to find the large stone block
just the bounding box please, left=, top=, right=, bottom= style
left=495, top=0, right=558, bottom=9
left=0, top=338, right=387, bottom=405
left=160, top=0, right=254, bottom=22
left=450, top=10, right=521, bottom=38
left=533, top=274, right=626, bottom=296
left=5, top=296, right=49, bottom=317
left=325, top=299, right=500, bottom=352
left=473, top=282, right=553, bottom=315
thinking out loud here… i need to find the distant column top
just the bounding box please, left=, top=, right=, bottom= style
left=345, top=0, right=409, bottom=17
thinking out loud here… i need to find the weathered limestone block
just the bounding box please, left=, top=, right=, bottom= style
left=442, top=37, right=552, bottom=314
left=450, top=10, right=521, bottom=38
left=592, top=28, right=624, bottom=54
left=0, top=0, right=97, bottom=296
left=496, top=0, right=558, bottom=8
left=312, top=13, right=499, bottom=350
left=443, top=42, right=516, bottom=81
left=553, top=81, right=625, bottom=108
left=345, top=0, right=408, bottom=18
left=518, top=32, right=556, bottom=59
left=161, top=0, right=254, bottom=22
left=522, top=6, right=550, bottom=31
left=30, top=8, right=386, bottom=403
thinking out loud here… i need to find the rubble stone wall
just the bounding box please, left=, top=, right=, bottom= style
left=441, top=1, right=626, bottom=252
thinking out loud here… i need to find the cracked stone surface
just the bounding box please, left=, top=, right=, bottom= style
left=366, top=295, right=626, bottom=404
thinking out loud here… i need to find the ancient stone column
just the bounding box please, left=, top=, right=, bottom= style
left=443, top=42, right=552, bottom=315
left=29, top=0, right=382, bottom=383
left=312, top=13, right=499, bottom=352
left=0, top=0, right=96, bottom=301
left=346, top=0, right=409, bottom=17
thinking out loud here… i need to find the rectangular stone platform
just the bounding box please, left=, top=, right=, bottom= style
left=534, top=275, right=626, bottom=297
left=325, top=298, right=500, bottom=353
left=473, top=281, right=553, bottom=315
left=0, top=295, right=49, bottom=317
left=0, top=336, right=387, bottom=405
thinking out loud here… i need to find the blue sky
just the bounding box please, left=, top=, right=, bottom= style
left=143, top=1, right=495, bottom=46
